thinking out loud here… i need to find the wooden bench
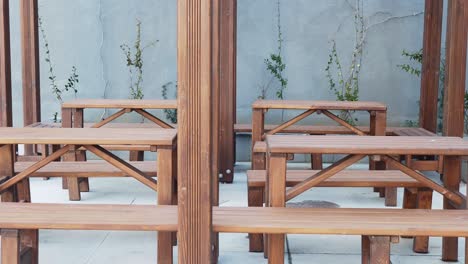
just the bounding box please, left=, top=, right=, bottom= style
left=3, top=204, right=468, bottom=264
left=247, top=169, right=433, bottom=253
left=393, top=127, right=443, bottom=173
left=14, top=161, right=157, bottom=178
left=235, top=123, right=400, bottom=135
left=214, top=207, right=468, bottom=264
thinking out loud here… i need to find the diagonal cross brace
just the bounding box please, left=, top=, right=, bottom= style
left=84, top=145, right=158, bottom=191
left=264, top=109, right=316, bottom=138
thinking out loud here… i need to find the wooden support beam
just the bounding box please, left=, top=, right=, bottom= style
left=177, top=0, right=215, bottom=262
left=0, top=0, right=12, bottom=128
left=1, top=229, right=20, bottom=264
left=265, top=109, right=316, bottom=137
left=321, top=110, right=366, bottom=136
left=91, top=108, right=129, bottom=128
left=218, top=0, right=237, bottom=183
left=20, top=0, right=40, bottom=155
left=442, top=0, right=467, bottom=260
left=134, top=109, right=174, bottom=128
left=419, top=0, right=443, bottom=133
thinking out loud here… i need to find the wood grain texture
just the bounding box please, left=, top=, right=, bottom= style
left=235, top=123, right=399, bottom=135
left=0, top=0, right=12, bottom=128
left=15, top=161, right=157, bottom=177
left=247, top=170, right=425, bottom=188
left=265, top=135, right=468, bottom=155
left=1, top=229, right=20, bottom=264
left=177, top=0, right=214, bottom=262
left=252, top=100, right=387, bottom=111
left=20, top=0, right=41, bottom=157
left=62, top=99, right=177, bottom=109
left=0, top=128, right=177, bottom=145
left=218, top=0, right=236, bottom=183
left=419, top=0, right=443, bottom=133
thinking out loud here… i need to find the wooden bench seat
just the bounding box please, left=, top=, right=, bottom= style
left=14, top=161, right=157, bottom=178
left=235, top=123, right=399, bottom=135
left=247, top=169, right=433, bottom=253
left=2, top=204, right=468, bottom=264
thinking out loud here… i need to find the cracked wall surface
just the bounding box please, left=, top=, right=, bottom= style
left=6, top=1, right=468, bottom=134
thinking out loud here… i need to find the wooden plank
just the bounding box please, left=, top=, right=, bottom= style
left=20, top=0, right=41, bottom=156
left=265, top=135, right=468, bottom=156
left=252, top=100, right=387, bottom=111
left=442, top=0, right=467, bottom=260
left=419, top=0, right=443, bottom=133
left=251, top=109, right=265, bottom=169
left=62, top=99, right=177, bottom=109
left=1, top=229, right=20, bottom=264
left=0, top=0, right=12, bottom=128
left=157, top=146, right=176, bottom=264
left=15, top=161, right=157, bottom=177
left=267, top=153, right=287, bottom=264
left=0, top=203, right=177, bottom=231
left=177, top=0, right=214, bottom=262
left=0, top=128, right=177, bottom=145
left=218, top=0, right=237, bottom=183
left=247, top=170, right=425, bottom=188
left=235, top=123, right=399, bottom=135
left=212, top=207, right=468, bottom=237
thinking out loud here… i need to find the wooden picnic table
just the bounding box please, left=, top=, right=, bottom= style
left=264, top=134, right=468, bottom=263
left=251, top=99, right=394, bottom=205
left=60, top=99, right=177, bottom=200
left=0, top=127, right=177, bottom=263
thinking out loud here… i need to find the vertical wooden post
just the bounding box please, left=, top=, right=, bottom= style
left=211, top=0, right=220, bottom=262
left=252, top=109, right=265, bottom=170
left=442, top=0, right=467, bottom=261
left=177, top=0, right=216, bottom=263
left=1, top=229, right=20, bottom=264
left=0, top=0, right=12, bottom=128
left=419, top=0, right=443, bottom=133
left=219, top=0, right=237, bottom=183
left=20, top=0, right=41, bottom=155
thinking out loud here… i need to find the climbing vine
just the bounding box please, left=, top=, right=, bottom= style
left=161, top=82, right=178, bottom=124
left=39, top=17, right=79, bottom=122
left=264, top=0, right=288, bottom=100
left=325, top=0, right=365, bottom=125
left=120, top=19, right=158, bottom=100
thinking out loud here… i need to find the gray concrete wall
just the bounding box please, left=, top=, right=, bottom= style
left=6, top=1, right=468, bottom=161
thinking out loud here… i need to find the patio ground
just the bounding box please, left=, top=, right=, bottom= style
left=25, top=162, right=466, bottom=264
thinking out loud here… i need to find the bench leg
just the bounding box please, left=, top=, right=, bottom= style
left=362, top=236, right=391, bottom=264
left=248, top=186, right=265, bottom=252
left=311, top=154, right=323, bottom=170
left=77, top=151, right=90, bottom=192
left=1, top=229, right=20, bottom=264
left=129, top=150, right=144, bottom=161
left=384, top=187, right=397, bottom=207
left=413, top=188, right=433, bottom=253
left=157, top=147, right=175, bottom=264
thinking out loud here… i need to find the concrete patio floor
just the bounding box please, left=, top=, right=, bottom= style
left=23, top=162, right=467, bottom=263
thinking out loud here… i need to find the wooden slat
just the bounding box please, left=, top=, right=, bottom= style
left=213, top=207, right=468, bottom=237
left=0, top=203, right=177, bottom=231
left=177, top=0, right=214, bottom=262
left=15, top=161, right=157, bottom=177
left=419, top=0, right=444, bottom=133
left=62, top=99, right=177, bottom=109
left=235, top=123, right=399, bottom=135
left=393, top=127, right=436, bottom=137
left=266, top=135, right=468, bottom=156
left=265, top=109, right=316, bottom=136
left=247, top=170, right=424, bottom=188
left=0, top=128, right=177, bottom=145
left=252, top=100, right=387, bottom=111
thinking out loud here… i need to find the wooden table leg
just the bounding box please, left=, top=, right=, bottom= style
left=1, top=229, right=20, bottom=264
left=368, top=236, right=391, bottom=264
left=74, top=108, right=89, bottom=193
left=62, top=107, right=81, bottom=201
left=252, top=108, right=265, bottom=170
left=413, top=188, right=433, bottom=253
left=442, top=155, right=460, bottom=261
left=370, top=111, right=396, bottom=206
left=157, top=146, right=175, bottom=264
left=267, top=153, right=287, bottom=264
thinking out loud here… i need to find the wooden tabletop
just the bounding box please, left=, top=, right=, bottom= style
left=0, top=128, right=177, bottom=145
left=62, top=99, right=178, bottom=109
left=252, top=100, right=387, bottom=111
left=266, top=135, right=468, bottom=155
